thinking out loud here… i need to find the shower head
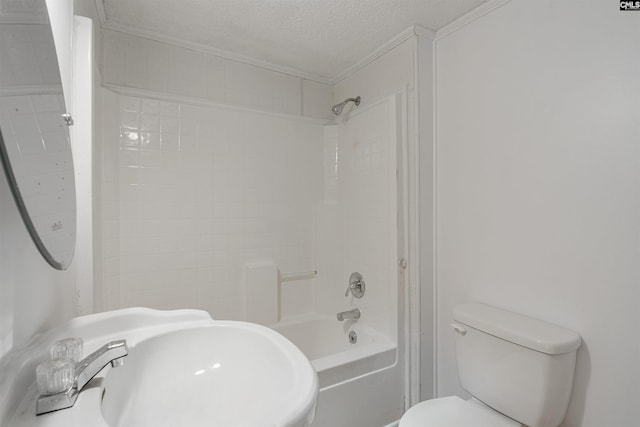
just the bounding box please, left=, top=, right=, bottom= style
left=331, top=96, right=361, bottom=116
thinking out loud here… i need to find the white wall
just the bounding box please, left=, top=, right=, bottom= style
left=434, top=1, right=640, bottom=426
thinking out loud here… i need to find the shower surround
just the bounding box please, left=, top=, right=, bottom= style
left=98, top=27, right=416, bottom=427
left=101, top=89, right=404, bottom=426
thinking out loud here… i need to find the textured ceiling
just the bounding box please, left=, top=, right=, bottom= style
left=101, top=0, right=488, bottom=82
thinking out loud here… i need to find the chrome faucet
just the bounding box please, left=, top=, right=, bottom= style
left=337, top=308, right=361, bottom=322
left=36, top=340, right=128, bottom=415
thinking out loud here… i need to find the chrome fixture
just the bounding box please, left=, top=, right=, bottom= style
left=36, top=340, right=128, bottom=415
left=337, top=308, right=361, bottom=322
left=345, top=272, right=365, bottom=298
left=348, top=331, right=358, bottom=344
left=331, top=96, right=361, bottom=116
left=61, top=113, right=74, bottom=126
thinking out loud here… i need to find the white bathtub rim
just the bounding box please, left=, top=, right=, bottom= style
left=319, top=362, right=399, bottom=392
left=311, top=338, right=396, bottom=372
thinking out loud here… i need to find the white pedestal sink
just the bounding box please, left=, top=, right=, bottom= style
left=1, top=309, right=319, bottom=427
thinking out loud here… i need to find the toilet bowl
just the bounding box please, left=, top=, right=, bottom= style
left=399, top=396, right=520, bottom=427
left=399, top=303, right=581, bottom=427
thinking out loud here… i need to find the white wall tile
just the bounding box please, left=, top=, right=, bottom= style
left=102, top=91, right=324, bottom=320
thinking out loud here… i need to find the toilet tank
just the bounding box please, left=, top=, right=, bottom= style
left=452, top=303, right=581, bottom=427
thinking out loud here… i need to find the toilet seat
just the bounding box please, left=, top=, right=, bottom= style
left=399, top=396, right=522, bottom=427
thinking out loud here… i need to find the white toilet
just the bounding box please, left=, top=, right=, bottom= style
left=400, top=303, right=581, bottom=427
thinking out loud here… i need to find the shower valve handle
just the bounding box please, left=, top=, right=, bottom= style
left=345, top=272, right=365, bottom=298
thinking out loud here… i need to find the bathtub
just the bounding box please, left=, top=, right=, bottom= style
left=272, top=315, right=402, bottom=426
left=272, top=316, right=397, bottom=389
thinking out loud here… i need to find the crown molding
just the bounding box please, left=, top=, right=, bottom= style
left=94, top=9, right=436, bottom=88
left=101, top=20, right=333, bottom=85
left=435, top=0, right=512, bottom=40
left=331, top=24, right=435, bottom=85
left=92, top=0, right=330, bottom=83
left=91, top=0, right=508, bottom=87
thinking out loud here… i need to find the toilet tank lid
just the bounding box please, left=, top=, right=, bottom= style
left=453, top=303, right=582, bottom=355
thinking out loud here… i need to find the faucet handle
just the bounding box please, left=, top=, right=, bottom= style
left=36, top=359, right=75, bottom=396
left=345, top=272, right=365, bottom=298
left=51, top=337, right=83, bottom=362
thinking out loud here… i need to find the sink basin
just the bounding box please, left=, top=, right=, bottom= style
left=2, top=308, right=318, bottom=427
left=102, top=323, right=317, bottom=427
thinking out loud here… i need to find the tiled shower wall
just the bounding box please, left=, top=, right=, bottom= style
left=316, top=98, right=398, bottom=338
left=99, top=30, right=330, bottom=320
left=101, top=91, right=324, bottom=320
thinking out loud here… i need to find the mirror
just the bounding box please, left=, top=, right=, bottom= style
left=0, top=0, right=76, bottom=270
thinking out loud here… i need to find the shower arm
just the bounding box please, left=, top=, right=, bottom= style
left=331, top=96, right=361, bottom=116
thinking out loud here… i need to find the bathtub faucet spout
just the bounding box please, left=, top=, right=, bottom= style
left=337, top=308, right=361, bottom=322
